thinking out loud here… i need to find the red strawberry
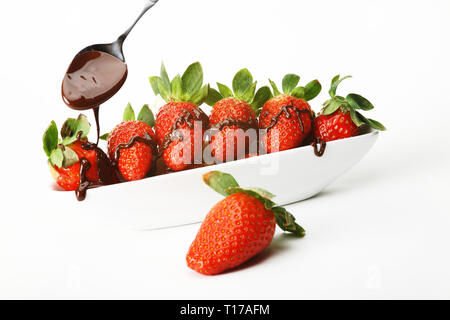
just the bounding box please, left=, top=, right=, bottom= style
left=43, top=115, right=106, bottom=191
left=186, top=171, right=305, bottom=275
left=69, top=140, right=101, bottom=182
left=259, top=74, right=322, bottom=153
left=106, top=104, right=157, bottom=181
left=49, top=161, right=81, bottom=191
left=150, top=62, right=209, bottom=171
left=205, top=69, right=271, bottom=162
left=315, top=75, right=386, bottom=142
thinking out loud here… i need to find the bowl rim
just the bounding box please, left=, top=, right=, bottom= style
left=51, top=130, right=379, bottom=191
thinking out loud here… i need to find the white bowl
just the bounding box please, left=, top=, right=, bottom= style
left=57, top=131, right=379, bottom=229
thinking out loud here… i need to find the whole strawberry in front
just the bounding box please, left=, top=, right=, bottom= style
left=315, top=75, right=386, bottom=142
left=186, top=171, right=305, bottom=275
left=259, top=74, right=322, bottom=153
left=106, top=104, right=157, bottom=181
left=205, top=69, right=272, bottom=162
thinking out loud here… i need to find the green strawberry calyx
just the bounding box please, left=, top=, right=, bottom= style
left=205, top=68, right=272, bottom=114
left=203, top=171, right=305, bottom=237
left=268, top=73, right=322, bottom=102
left=43, top=114, right=91, bottom=169
left=99, top=103, right=155, bottom=141
left=322, top=75, right=386, bottom=131
left=149, top=62, right=209, bottom=106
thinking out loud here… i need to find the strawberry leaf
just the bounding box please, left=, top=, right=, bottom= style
left=160, top=62, right=171, bottom=93
left=171, top=75, right=183, bottom=101
left=182, top=62, right=203, bottom=100
left=329, top=75, right=351, bottom=98
left=268, top=79, right=281, bottom=96
left=251, top=86, right=272, bottom=113
left=99, top=133, right=109, bottom=141
left=137, top=104, right=155, bottom=127
left=226, top=187, right=276, bottom=209
left=272, top=206, right=305, bottom=237
left=43, top=120, right=58, bottom=157
left=123, top=103, right=135, bottom=121
left=61, top=114, right=90, bottom=146
left=246, top=187, right=275, bottom=200
left=205, top=87, right=223, bottom=106
left=304, top=80, right=322, bottom=101
left=61, top=146, right=79, bottom=168
left=241, top=81, right=257, bottom=103
left=217, top=83, right=233, bottom=98
left=232, top=69, right=253, bottom=99
left=149, top=76, right=161, bottom=96
left=366, top=118, right=386, bottom=131
left=322, top=99, right=344, bottom=115
left=282, top=74, right=300, bottom=95
left=190, top=84, right=209, bottom=106
left=350, top=109, right=365, bottom=126
left=291, top=86, right=305, bottom=99
left=156, top=77, right=170, bottom=101
left=203, top=171, right=240, bottom=197
left=49, top=148, right=64, bottom=168
left=346, top=93, right=374, bottom=111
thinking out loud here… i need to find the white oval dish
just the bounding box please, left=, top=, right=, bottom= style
left=55, top=131, right=379, bottom=229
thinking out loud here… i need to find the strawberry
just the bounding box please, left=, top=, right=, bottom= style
left=259, top=74, right=322, bottom=153
left=205, top=69, right=272, bottom=162
left=150, top=62, right=209, bottom=171
left=43, top=114, right=106, bottom=191
left=106, top=104, right=157, bottom=181
left=315, top=75, right=386, bottom=142
left=186, top=171, right=305, bottom=275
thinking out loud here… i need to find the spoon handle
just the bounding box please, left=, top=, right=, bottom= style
left=118, top=0, right=159, bottom=43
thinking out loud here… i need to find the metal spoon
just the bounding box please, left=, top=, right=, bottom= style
left=75, top=0, right=159, bottom=62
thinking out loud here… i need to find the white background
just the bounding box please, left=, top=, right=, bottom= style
left=0, top=0, right=449, bottom=299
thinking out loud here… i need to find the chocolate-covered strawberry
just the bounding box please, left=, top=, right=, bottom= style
left=259, top=74, right=322, bottom=153
left=315, top=75, right=386, bottom=142
left=43, top=115, right=113, bottom=199
left=186, top=171, right=305, bottom=275
left=205, top=69, right=272, bottom=162
left=105, top=104, right=157, bottom=181
left=150, top=62, right=209, bottom=171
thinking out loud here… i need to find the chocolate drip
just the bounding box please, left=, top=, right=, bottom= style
left=264, top=104, right=314, bottom=134
left=310, top=138, right=326, bottom=157
left=111, top=132, right=159, bottom=181
left=262, top=103, right=328, bottom=157
left=74, top=138, right=116, bottom=201
left=76, top=158, right=92, bottom=201
left=210, top=118, right=258, bottom=131
left=160, top=108, right=209, bottom=152
left=205, top=117, right=259, bottom=144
